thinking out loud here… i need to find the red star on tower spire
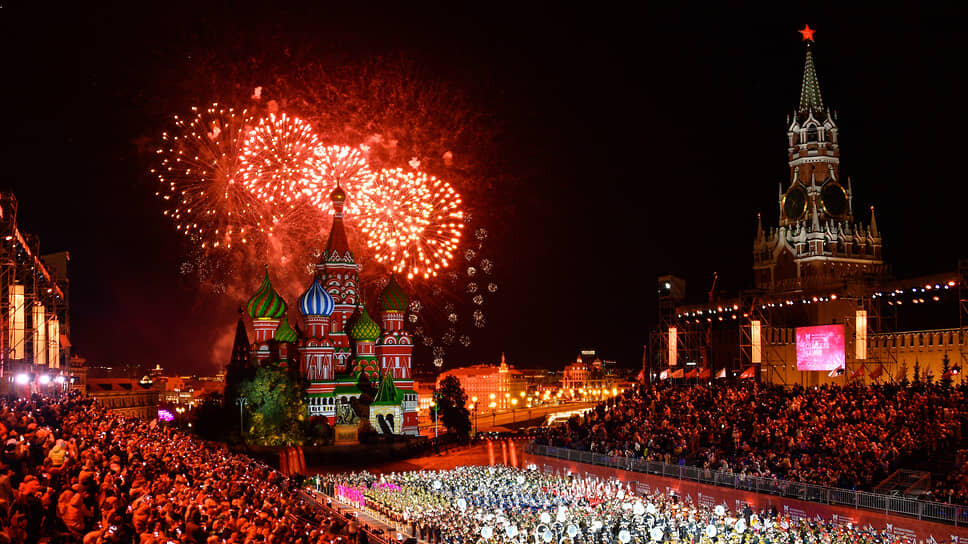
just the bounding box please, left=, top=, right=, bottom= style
left=799, top=24, right=816, bottom=42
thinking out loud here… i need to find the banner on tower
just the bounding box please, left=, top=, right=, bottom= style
left=855, top=310, right=867, bottom=360
left=668, top=327, right=677, bottom=366
left=33, top=302, right=46, bottom=366
left=796, top=324, right=845, bottom=371
left=751, top=320, right=762, bottom=364
left=8, top=284, right=24, bottom=360
left=48, top=317, right=59, bottom=368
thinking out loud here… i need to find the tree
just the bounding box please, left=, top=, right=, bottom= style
left=913, top=360, right=921, bottom=383
left=240, top=362, right=307, bottom=446
left=941, top=352, right=953, bottom=389
left=436, top=375, right=471, bottom=439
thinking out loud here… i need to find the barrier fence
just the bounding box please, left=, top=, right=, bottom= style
left=300, top=488, right=394, bottom=544
left=526, top=443, right=967, bottom=526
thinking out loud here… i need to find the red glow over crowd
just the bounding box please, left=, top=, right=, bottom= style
left=0, top=392, right=357, bottom=544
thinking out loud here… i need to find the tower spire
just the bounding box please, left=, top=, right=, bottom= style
left=869, top=205, right=879, bottom=237
left=230, top=306, right=250, bottom=369
left=798, top=27, right=825, bottom=116
left=324, top=182, right=351, bottom=258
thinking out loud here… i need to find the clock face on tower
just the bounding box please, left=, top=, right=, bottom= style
left=820, top=181, right=848, bottom=217
left=783, top=185, right=807, bottom=221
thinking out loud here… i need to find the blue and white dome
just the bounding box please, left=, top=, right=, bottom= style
left=298, top=278, right=335, bottom=317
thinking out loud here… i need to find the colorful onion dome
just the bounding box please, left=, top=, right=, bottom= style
left=298, top=277, right=335, bottom=317
left=247, top=268, right=287, bottom=320
left=273, top=316, right=298, bottom=343
left=379, top=275, right=408, bottom=312
left=350, top=306, right=381, bottom=343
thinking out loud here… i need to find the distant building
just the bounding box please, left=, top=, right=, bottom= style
left=414, top=380, right=436, bottom=414
left=87, top=378, right=160, bottom=420
left=437, top=353, right=527, bottom=410
left=562, top=352, right=619, bottom=400
left=68, top=355, right=88, bottom=390
left=562, top=356, right=589, bottom=392
left=158, top=375, right=224, bottom=407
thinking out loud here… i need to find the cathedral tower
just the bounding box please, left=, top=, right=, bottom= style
left=298, top=277, right=335, bottom=381
left=350, top=305, right=381, bottom=381
left=316, top=184, right=359, bottom=373
left=376, top=276, right=413, bottom=387
left=245, top=268, right=287, bottom=364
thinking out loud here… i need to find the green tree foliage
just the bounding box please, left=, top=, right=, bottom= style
left=436, top=375, right=471, bottom=440
left=240, top=362, right=307, bottom=446
left=941, top=352, right=953, bottom=389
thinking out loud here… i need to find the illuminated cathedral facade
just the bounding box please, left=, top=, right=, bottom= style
left=240, top=185, right=419, bottom=436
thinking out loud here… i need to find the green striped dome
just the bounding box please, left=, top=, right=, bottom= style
left=273, top=316, right=298, bottom=343
left=247, top=268, right=287, bottom=320
left=379, top=275, right=408, bottom=312
left=350, top=306, right=381, bottom=343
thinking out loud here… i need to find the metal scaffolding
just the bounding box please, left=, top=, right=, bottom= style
left=0, top=193, right=70, bottom=391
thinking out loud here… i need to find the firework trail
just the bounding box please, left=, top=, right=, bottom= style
left=306, top=145, right=373, bottom=216
left=239, top=112, right=321, bottom=213
left=356, top=168, right=463, bottom=281
left=152, top=104, right=267, bottom=250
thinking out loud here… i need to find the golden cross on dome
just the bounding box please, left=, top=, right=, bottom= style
left=799, top=24, right=816, bottom=42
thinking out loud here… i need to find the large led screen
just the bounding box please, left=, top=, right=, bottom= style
left=796, top=324, right=845, bottom=371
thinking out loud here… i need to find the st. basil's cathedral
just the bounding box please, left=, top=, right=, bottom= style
left=233, top=184, right=419, bottom=436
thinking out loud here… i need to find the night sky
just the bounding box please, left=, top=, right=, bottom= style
left=1, top=5, right=966, bottom=374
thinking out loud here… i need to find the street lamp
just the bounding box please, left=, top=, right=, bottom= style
left=430, top=393, right=440, bottom=438
left=489, top=402, right=497, bottom=425
left=236, top=396, right=248, bottom=436
left=471, top=396, right=479, bottom=437
left=511, top=397, right=518, bottom=423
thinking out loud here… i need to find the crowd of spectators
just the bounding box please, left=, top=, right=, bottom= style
left=928, top=449, right=968, bottom=504
left=0, top=391, right=359, bottom=544
left=537, top=382, right=967, bottom=499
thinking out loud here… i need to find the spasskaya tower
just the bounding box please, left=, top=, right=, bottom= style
left=753, top=25, right=883, bottom=292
